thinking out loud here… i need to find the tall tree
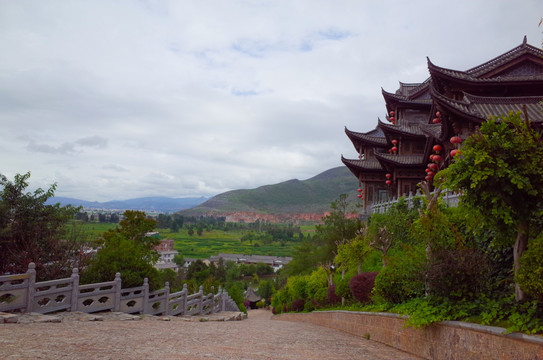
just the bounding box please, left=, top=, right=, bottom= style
left=0, top=173, right=85, bottom=280
left=440, top=112, right=543, bottom=301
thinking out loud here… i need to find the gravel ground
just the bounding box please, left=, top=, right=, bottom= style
left=0, top=309, right=423, bottom=360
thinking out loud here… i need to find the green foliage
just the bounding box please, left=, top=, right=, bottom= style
left=257, top=280, right=274, bottom=304
left=225, top=282, right=247, bottom=314
left=373, top=244, right=426, bottom=304
left=516, top=233, right=543, bottom=299
left=305, top=267, right=329, bottom=305
left=81, top=211, right=161, bottom=289
left=0, top=172, right=84, bottom=280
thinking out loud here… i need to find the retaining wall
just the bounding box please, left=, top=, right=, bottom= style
left=274, top=310, right=543, bottom=360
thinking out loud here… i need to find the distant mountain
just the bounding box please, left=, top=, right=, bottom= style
left=46, top=196, right=209, bottom=213
left=178, top=166, right=360, bottom=220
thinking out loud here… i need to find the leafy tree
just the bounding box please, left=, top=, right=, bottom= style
left=0, top=172, right=86, bottom=280
left=440, top=112, right=543, bottom=301
left=81, top=210, right=161, bottom=289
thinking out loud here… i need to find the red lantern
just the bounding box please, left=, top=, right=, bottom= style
left=357, top=194, right=363, bottom=198
left=357, top=188, right=363, bottom=192
left=428, top=163, right=438, bottom=171
left=390, top=117, right=395, bottom=122
left=425, top=176, right=432, bottom=181
left=425, top=168, right=431, bottom=173
left=391, top=146, right=398, bottom=153
left=391, top=139, right=398, bottom=145
left=450, top=149, right=461, bottom=157
left=433, top=145, right=442, bottom=152
left=450, top=136, right=462, bottom=144
left=427, top=171, right=435, bottom=177
left=386, top=173, right=392, bottom=179
left=436, top=111, right=441, bottom=117
left=390, top=111, right=395, bottom=116
left=432, top=118, right=441, bottom=124
left=429, top=154, right=435, bottom=161
left=433, top=155, right=442, bottom=163
left=385, top=180, right=392, bottom=185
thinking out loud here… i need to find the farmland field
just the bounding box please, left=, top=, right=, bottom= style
left=158, top=228, right=297, bottom=259
left=74, top=221, right=306, bottom=259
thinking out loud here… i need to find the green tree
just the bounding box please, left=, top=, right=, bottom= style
left=440, top=112, right=543, bottom=301
left=81, top=210, right=161, bottom=289
left=0, top=172, right=84, bottom=280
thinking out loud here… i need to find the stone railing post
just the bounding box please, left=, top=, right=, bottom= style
left=182, top=284, right=188, bottom=314
left=114, top=272, right=121, bottom=312
left=142, top=278, right=150, bottom=314
left=222, top=289, right=227, bottom=312
left=70, top=267, right=79, bottom=312
left=26, top=262, right=36, bottom=313
left=198, top=285, right=204, bottom=314
left=164, top=282, right=170, bottom=315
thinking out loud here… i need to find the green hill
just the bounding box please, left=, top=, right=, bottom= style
left=179, top=166, right=360, bottom=216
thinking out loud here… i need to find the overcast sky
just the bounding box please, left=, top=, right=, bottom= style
left=1, top=1, right=541, bottom=201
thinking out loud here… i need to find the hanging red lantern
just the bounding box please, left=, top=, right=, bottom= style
left=428, top=163, right=438, bottom=171
left=386, top=173, right=392, bottom=179
left=357, top=194, right=363, bottom=198
left=450, top=136, right=462, bottom=145
left=425, top=168, right=431, bottom=173
left=390, top=111, right=395, bottom=116
left=391, top=139, right=398, bottom=145
left=357, top=188, right=363, bottom=192
left=385, top=180, right=392, bottom=185
left=425, top=176, right=432, bottom=181
left=390, top=117, right=395, bottom=123
left=450, top=149, right=461, bottom=157
left=433, top=145, right=442, bottom=152
left=388, top=148, right=393, bottom=154
left=432, top=118, right=441, bottom=124
left=436, top=111, right=441, bottom=117
left=427, top=171, right=435, bottom=177
left=433, top=155, right=442, bottom=163
left=391, top=146, right=398, bottom=153
left=429, top=154, right=435, bottom=161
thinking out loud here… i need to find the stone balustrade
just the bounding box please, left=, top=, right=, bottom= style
left=0, top=263, right=239, bottom=316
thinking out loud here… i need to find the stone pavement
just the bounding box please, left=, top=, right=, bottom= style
left=0, top=309, right=424, bottom=359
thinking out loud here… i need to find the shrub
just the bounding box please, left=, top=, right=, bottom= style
left=373, top=244, right=426, bottom=304
left=426, top=247, right=489, bottom=300
left=291, top=299, right=305, bottom=312
left=349, top=272, right=378, bottom=303
left=516, top=234, right=543, bottom=300
left=328, top=284, right=342, bottom=305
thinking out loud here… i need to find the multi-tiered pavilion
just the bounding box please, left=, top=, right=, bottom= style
left=342, top=37, right=543, bottom=210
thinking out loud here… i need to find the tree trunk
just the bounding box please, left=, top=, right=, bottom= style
left=514, top=221, right=529, bottom=302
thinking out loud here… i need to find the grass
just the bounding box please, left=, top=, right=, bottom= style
left=158, top=228, right=297, bottom=259
left=73, top=221, right=306, bottom=259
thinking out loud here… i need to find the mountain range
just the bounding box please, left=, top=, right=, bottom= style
left=46, top=196, right=209, bottom=213
left=48, top=166, right=360, bottom=218
left=177, top=166, right=360, bottom=221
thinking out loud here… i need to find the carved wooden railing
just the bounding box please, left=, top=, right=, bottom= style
left=0, top=263, right=239, bottom=316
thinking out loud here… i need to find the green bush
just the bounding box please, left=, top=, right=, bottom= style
left=516, top=234, right=543, bottom=300
left=373, top=244, right=426, bottom=304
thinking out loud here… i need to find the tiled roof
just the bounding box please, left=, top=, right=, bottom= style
left=419, top=123, right=442, bottom=138
left=378, top=119, right=426, bottom=136
left=341, top=156, right=384, bottom=170
left=374, top=153, right=425, bottom=166
left=345, top=127, right=387, bottom=146
left=432, top=88, right=543, bottom=123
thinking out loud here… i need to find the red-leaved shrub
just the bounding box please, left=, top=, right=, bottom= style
left=349, top=272, right=378, bottom=303
left=328, top=284, right=342, bottom=305
left=291, top=299, right=305, bottom=312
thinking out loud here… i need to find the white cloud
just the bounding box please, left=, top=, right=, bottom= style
left=1, top=0, right=542, bottom=201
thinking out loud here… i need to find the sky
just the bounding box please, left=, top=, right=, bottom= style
left=1, top=1, right=542, bottom=201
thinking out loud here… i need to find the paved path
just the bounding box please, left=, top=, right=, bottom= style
left=0, top=309, right=423, bottom=360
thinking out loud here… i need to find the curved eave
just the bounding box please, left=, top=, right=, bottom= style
left=345, top=127, right=388, bottom=147
left=341, top=156, right=385, bottom=179
left=428, top=57, right=543, bottom=87
left=374, top=153, right=426, bottom=168
left=430, top=88, right=485, bottom=123
left=377, top=119, right=426, bottom=138
left=382, top=88, right=432, bottom=109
